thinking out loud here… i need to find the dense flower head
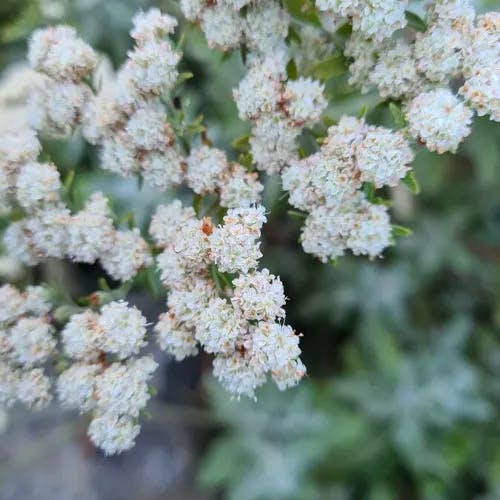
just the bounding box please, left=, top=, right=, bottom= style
left=98, top=301, right=148, bottom=359
left=406, top=88, right=473, bottom=154
left=100, top=229, right=152, bottom=282
left=28, top=25, right=97, bottom=80
left=88, top=413, right=140, bottom=456
left=231, top=269, right=286, bottom=321
left=209, top=206, right=266, bottom=273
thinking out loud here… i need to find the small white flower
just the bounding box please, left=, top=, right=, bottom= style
left=355, top=127, right=414, bottom=188
left=57, top=363, right=100, bottom=412
left=88, top=413, right=140, bottom=455
left=0, top=285, right=25, bottom=325
left=98, top=301, right=148, bottom=359
left=61, top=310, right=103, bottom=361
left=28, top=25, right=97, bottom=80
left=231, top=269, right=286, bottom=321
left=17, top=368, right=52, bottom=409
left=95, top=356, right=157, bottom=417
left=186, top=145, right=229, bottom=195
left=149, top=200, right=196, bottom=248
left=283, top=77, right=327, bottom=126
left=219, top=164, right=263, bottom=209
left=200, top=5, right=243, bottom=50
left=67, top=192, right=115, bottom=264
left=16, top=161, right=61, bottom=212
left=100, top=229, right=152, bottom=282
left=196, top=298, right=246, bottom=354
left=9, top=317, right=56, bottom=367
left=154, top=311, right=198, bottom=360
left=131, top=8, right=178, bottom=44
left=213, top=351, right=267, bottom=400
left=406, top=88, right=473, bottom=153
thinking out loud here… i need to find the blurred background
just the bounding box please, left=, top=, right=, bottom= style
left=1, top=0, right=500, bottom=498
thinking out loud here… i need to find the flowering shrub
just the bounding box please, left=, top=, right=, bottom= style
left=0, top=0, right=498, bottom=456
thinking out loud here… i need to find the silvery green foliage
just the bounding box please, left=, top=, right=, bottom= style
left=200, top=382, right=334, bottom=500
left=333, top=319, right=490, bottom=472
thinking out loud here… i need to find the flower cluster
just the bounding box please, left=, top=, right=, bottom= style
left=282, top=116, right=413, bottom=261
left=186, top=145, right=263, bottom=208
left=28, top=25, right=97, bottom=135
left=0, top=128, right=151, bottom=280
left=82, top=9, right=184, bottom=190
left=152, top=201, right=305, bottom=399
left=234, top=54, right=327, bottom=174
left=57, top=301, right=156, bottom=455
left=180, top=0, right=290, bottom=53
left=344, top=1, right=498, bottom=153
left=315, top=0, right=408, bottom=41
left=0, top=285, right=53, bottom=410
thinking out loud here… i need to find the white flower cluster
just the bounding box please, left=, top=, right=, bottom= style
left=186, top=145, right=263, bottom=208
left=0, top=130, right=151, bottom=280
left=344, top=1, right=499, bottom=153
left=0, top=285, right=53, bottom=410
left=282, top=116, right=413, bottom=261
left=57, top=301, right=157, bottom=455
left=180, top=0, right=290, bottom=53
left=234, top=54, right=327, bottom=174
left=85, top=9, right=184, bottom=191
left=315, top=0, right=409, bottom=41
left=27, top=25, right=97, bottom=135
left=151, top=201, right=305, bottom=399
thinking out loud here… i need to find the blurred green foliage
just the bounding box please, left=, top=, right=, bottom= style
left=1, top=1, right=500, bottom=499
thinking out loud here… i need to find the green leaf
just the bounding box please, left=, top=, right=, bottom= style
left=309, top=53, right=347, bottom=81
left=362, top=182, right=376, bottom=202
left=286, top=58, right=298, bottom=80
left=286, top=25, right=302, bottom=44
left=358, top=104, right=369, bottom=119
left=231, top=133, right=251, bottom=152
left=405, top=10, right=427, bottom=32
left=283, top=0, right=321, bottom=26
left=402, top=171, right=420, bottom=194
left=192, top=194, right=203, bottom=217
left=63, top=169, right=75, bottom=193
left=288, top=210, right=307, bottom=220
left=177, top=71, right=193, bottom=84
left=392, top=224, right=413, bottom=237
left=389, top=102, right=407, bottom=128
left=238, top=152, right=253, bottom=169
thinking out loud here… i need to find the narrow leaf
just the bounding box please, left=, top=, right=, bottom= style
left=309, top=53, right=347, bottom=81
left=405, top=10, right=427, bottom=32
left=389, top=102, right=407, bottom=128
left=392, top=224, right=413, bottom=237
left=402, top=171, right=420, bottom=194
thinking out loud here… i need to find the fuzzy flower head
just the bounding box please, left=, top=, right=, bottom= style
left=355, top=127, right=414, bottom=188
left=98, top=301, right=148, bottom=359
left=196, top=298, right=247, bottom=354
left=28, top=25, right=97, bottom=80
left=15, top=162, right=61, bottom=212
left=186, top=145, right=229, bottom=194
left=231, top=269, right=286, bottom=321
left=283, top=77, right=327, bottom=127
left=100, top=229, right=152, bottom=282
left=88, top=413, right=140, bottom=455
left=131, top=8, right=178, bottom=44
left=209, top=206, right=267, bottom=274
left=406, top=88, right=473, bottom=154
left=61, top=310, right=103, bottom=361
left=154, top=312, right=198, bottom=360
